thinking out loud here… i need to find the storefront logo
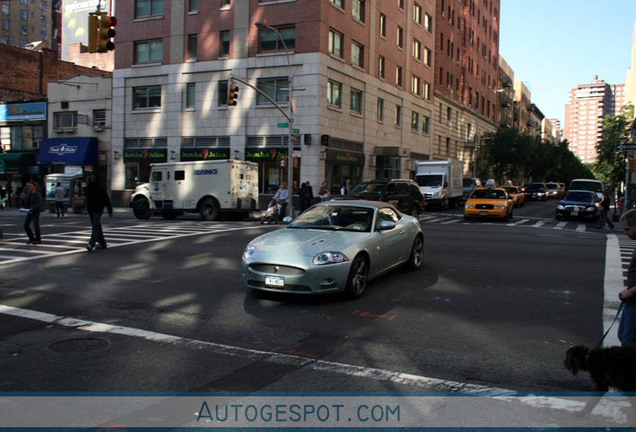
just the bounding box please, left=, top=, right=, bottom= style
left=49, top=143, right=78, bottom=156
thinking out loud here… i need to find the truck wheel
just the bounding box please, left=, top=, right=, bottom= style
left=133, top=197, right=152, bottom=219
left=199, top=198, right=219, bottom=221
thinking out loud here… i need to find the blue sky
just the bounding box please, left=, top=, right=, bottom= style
left=499, top=0, right=636, bottom=125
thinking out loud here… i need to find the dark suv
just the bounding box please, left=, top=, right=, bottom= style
left=335, top=179, right=425, bottom=217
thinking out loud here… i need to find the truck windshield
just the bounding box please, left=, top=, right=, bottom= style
left=415, top=175, right=443, bottom=187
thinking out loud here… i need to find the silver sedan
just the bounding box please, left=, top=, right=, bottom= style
left=242, top=200, right=424, bottom=299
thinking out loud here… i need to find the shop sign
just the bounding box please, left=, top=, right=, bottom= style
left=245, top=148, right=289, bottom=160
left=180, top=148, right=230, bottom=161
left=326, top=149, right=365, bottom=166
left=123, top=149, right=167, bottom=162
left=0, top=102, right=47, bottom=122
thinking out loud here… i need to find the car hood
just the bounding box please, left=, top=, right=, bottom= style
left=248, top=228, right=369, bottom=258
left=336, top=193, right=382, bottom=200
left=559, top=199, right=595, bottom=207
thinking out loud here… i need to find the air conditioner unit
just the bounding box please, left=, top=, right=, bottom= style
left=93, top=124, right=104, bottom=132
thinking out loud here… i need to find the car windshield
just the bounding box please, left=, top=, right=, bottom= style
left=288, top=205, right=374, bottom=232
left=564, top=191, right=595, bottom=203
left=471, top=189, right=507, bottom=199
left=526, top=183, right=545, bottom=191
left=546, top=183, right=558, bottom=189
left=463, top=179, right=476, bottom=187
left=416, top=175, right=443, bottom=187
left=349, top=182, right=385, bottom=194
left=502, top=187, right=518, bottom=194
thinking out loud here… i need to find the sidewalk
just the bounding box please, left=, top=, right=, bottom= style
left=0, top=206, right=136, bottom=219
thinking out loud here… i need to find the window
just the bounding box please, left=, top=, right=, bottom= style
left=256, top=77, right=289, bottom=105
left=135, top=0, right=164, bottom=18
left=397, top=0, right=404, bottom=10
left=350, top=89, right=363, bottom=114
left=1, top=5, right=8, bottom=15
left=134, top=40, right=163, bottom=64
left=397, top=26, right=403, bottom=48
left=40, top=15, right=46, bottom=26
left=396, top=66, right=402, bottom=87
left=351, top=41, right=364, bottom=68
left=1, top=20, right=8, bottom=31
left=395, top=105, right=402, bottom=126
left=93, top=109, right=106, bottom=127
left=187, top=34, right=197, bottom=60
left=328, top=80, right=342, bottom=108
left=54, top=112, right=77, bottom=129
left=220, top=31, right=230, bottom=56
left=186, top=83, right=196, bottom=109
left=414, top=3, right=422, bottom=24
left=20, top=25, right=27, bottom=35
left=133, top=86, right=162, bottom=109
left=411, top=111, right=419, bottom=131
left=258, top=26, right=295, bottom=52
left=330, top=0, right=344, bottom=8
left=424, top=13, right=433, bottom=32
left=377, top=98, right=384, bottom=122
left=221, top=0, right=231, bottom=6
left=412, top=39, right=421, bottom=61
left=422, top=115, right=430, bottom=134
left=20, top=10, right=27, bottom=21
left=378, top=55, right=385, bottom=79
left=218, top=80, right=228, bottom=106
left=188, top=0, right=198, bottom=12
left=423, top=81, right=431, bottom=100
left=423, top=47, right=432, bottom=67
left=328, top=29, right=343, bottom=57
left=411, top=75, right=420, bottom=95
left=352, top=0, right=365, bottom=22
left=379, top=13, right=386, bottom=37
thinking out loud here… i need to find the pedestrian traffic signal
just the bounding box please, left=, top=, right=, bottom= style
left=227, top=84, right=239, bottom=106
left=97, top=12, right=116, bottom=52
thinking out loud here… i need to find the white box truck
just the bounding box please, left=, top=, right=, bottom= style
left=130, top=159, right=258, bottom=220
left=414, top=160, right=463, bottom=209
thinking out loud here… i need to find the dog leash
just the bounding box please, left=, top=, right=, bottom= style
left=596, top=302, right=624, bottom=348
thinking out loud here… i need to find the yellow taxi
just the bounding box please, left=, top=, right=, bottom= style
left=464, top=187, right=514, bottom=221
left=500, top=185, right=525, bottom=207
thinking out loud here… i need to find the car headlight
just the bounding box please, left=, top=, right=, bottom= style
left=586, top=206, right=597, bottom=211
left=432, top=191, right=441, bottom=198
left=494, top=205, right=506, bottom=209
left=243, top=245, right=255, bottom=260
left=313, top=251, right=349, bottom=265
left=465, top=204, right=475, bottom=209
left=557, top=204, right=565, bottom=210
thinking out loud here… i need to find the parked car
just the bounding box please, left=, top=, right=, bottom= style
left=555, top=190, right=600, bottom=221
left=500, top=185, right=525, bottom=207
left=242, top=201, right=424, bottom=299
left=545, top=182, right=560, bottom=198
left=464, top=187, right=514, bottom=221
left=524, top=182, right=549, bottom=201
left=335, top=179, right=425, bottom=217
left=462, top=178, right=482, bottom=201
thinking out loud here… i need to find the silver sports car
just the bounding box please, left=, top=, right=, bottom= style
left=242, top=200, right=424, bottom=299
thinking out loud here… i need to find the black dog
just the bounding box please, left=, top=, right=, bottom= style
left=564, top=345, right=636, bottom=392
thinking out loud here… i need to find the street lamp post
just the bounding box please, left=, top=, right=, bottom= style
left=254, top=21, right=294, bottom=219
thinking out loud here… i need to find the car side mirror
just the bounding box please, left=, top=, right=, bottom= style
left=378, top=220, right=396, bottom=230
left=282, top=216, right=292, bottom=224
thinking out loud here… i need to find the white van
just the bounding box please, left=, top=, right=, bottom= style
left=568, top=179, right=603, bottom=200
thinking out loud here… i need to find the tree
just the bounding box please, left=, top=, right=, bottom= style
left=594, top=104, right=634, bottom=188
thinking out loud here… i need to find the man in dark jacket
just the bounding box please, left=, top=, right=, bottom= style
left=23, top=182, right=42, bottom=244
left=85, top=174, right=113, bottom=251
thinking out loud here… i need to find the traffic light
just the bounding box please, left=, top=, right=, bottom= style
left=227, top=84, right=239, bottom=106
left=88, top=12, right=99, bottom=53
left=97, top=12, right=116, bottom=52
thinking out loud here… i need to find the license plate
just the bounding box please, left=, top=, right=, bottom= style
left=265, top=275, right=285, bottom=287
left=480, top=211, right=488, bottom=216
left=571, top=210, right=578, bottom=216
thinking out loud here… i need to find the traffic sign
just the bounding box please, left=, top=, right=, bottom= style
left=618, top=144, right=636, bottom=151
left=277, top=122, right=289, bottom=128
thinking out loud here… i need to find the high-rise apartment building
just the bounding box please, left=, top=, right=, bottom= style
left=110, top=0, right=441, bottom=205
left=564, top=76, right=625, bottom=164
left=0, top=0, right=57, bottom=54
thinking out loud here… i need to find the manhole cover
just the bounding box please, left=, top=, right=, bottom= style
left=49, top=338, right=110, bottom=353
left=115, top=302, right=148, bottom=310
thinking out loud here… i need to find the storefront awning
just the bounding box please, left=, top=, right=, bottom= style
left=0, top=152, right=37, bottom=174
left=37, top=137, right=98, bottom=166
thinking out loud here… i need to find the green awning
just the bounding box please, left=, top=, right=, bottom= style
left=0, top=152, right=36, bottom=174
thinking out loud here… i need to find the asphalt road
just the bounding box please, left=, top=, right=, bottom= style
left=0, top=200, right=619, bottom=393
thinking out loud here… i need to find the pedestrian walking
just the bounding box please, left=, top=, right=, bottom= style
left=54, top=182, right=65, bottom=217
left=85, top=174, right=113, bottom=252
left=597, top=190, right=615, bottom=230
left=299, top=182, right=311, bottom=212
left=618, top=209, right=636, bottom=345
left=305, top=181, right=314, bottom=206
left=23, top=182, right=42, bottom=244
left=319, top=181, right=330, bottom=201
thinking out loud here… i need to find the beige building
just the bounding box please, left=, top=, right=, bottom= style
left=0, top=0, right=56, bottom=52
left=625, top=22, right=636, bottom=115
